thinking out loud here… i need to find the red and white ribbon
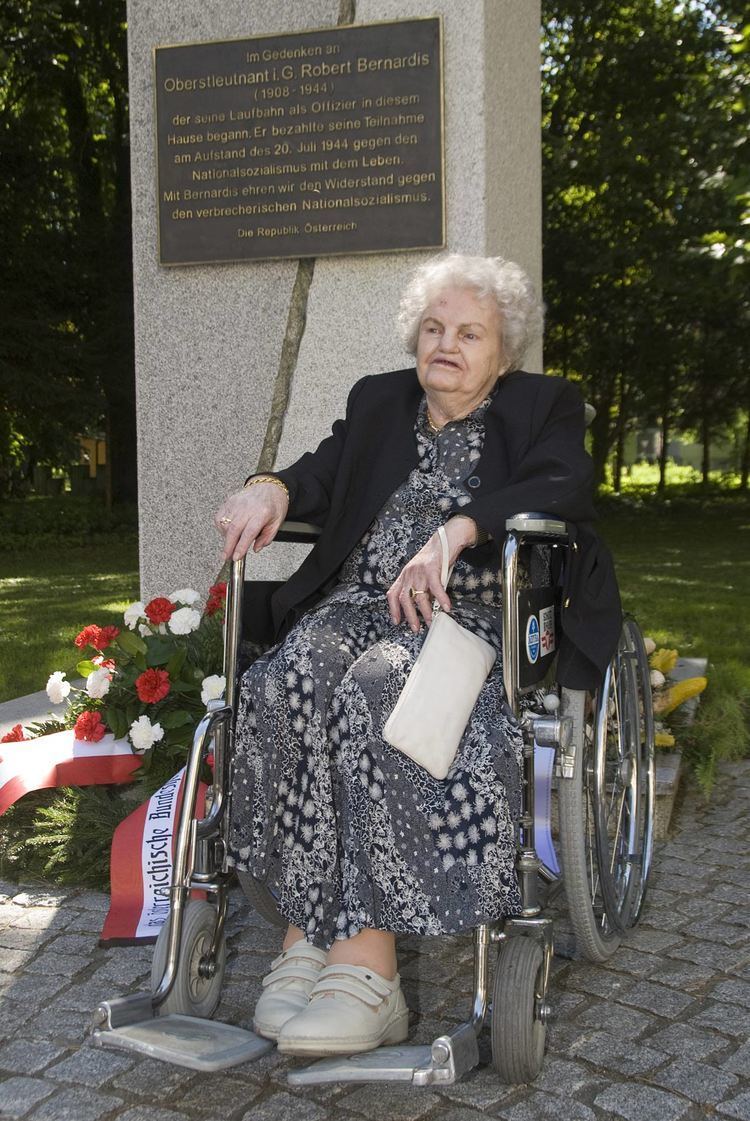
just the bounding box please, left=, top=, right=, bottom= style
left=0, top=729, right=208, bottom=946
left=0, top=730, right=140, bottom=816
left=100, top=767, right=207, bottom=946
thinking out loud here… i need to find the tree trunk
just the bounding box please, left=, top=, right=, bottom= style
left=740, top=409, right=750, bottom=491
left=63, top=45, right=137, bottom=507
left=658, top=373, right=671, bottom=493
left=613, top=373, right=628, bottom=493
left=103, top=83, right=138, bottom=506
left=658, top=409, right=670, bottom=493
left=104, top=411, right=113, bottom=514
left=58, top=65, right=102, bottom=235
left=589, top=383, right=615, bottom=490
left=701, top=412, right=711, bottom=486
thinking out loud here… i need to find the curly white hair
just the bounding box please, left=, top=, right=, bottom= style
left=397, top=253, right=543, bottom=371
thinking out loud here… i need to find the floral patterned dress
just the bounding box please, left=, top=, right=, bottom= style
left=227, top=395, right=524, bottom=949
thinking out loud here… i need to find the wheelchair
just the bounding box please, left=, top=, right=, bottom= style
left=93, top=513, right=655, bottom=1085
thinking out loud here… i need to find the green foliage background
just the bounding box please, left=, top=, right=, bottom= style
left=542, top=1, right=748, bottom=489
left=1, top=2, right=747, bottom=500
left=0, top=1, right=136, bottom=501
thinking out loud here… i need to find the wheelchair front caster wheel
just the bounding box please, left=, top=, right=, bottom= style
left=150, top=900, right=226, bottom=1018
left=491, top=937, right=546, bottom=1083
left=236, top=870, right=286, bottom=928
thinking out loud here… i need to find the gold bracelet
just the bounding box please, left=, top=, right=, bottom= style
left=243, top=475, right=290, bottom=499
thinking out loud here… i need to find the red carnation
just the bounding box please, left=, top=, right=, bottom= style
left=1, top=724, right=27, bottom=743
left=135, top=668, right=171, bottom=704
left=144, top=597, right=175, bottom=625
left=205, top=581, right=227, bottom=617
left=74, top=710, right=107, bottom=743
left=74, top=624, right=121, bottom=651
left=97, top=625, right=120, bottom=649
left=75, top=624, right=103, bottom=650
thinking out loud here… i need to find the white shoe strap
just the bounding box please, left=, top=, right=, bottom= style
left=262, top=961, right=324, bottom=989
left=269, top=945, right=326, bottom=972
left=309, top=965, right=396, bottom=1008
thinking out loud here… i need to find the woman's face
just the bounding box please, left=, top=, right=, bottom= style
left=415, top=286, right=505, bottom=412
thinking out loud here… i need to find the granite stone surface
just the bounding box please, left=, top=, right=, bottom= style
left=128, top=1, right=341, bottom=599
left=128, top=0, right=543, bottom=595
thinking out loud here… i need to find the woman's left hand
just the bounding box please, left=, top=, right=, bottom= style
left=387, top=516, right=479, bottom=632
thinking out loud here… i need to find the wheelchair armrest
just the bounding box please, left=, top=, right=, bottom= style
left=275, top=520, right=322, bottom=543
left=505, top=512, right=569, bottom=540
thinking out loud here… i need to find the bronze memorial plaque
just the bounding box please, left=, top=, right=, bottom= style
left=154, top=18, right=444, bottom=265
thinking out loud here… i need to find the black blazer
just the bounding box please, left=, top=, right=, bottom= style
left=262, top=368, right=621, bottom=690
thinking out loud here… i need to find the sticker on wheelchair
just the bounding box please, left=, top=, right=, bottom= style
left=526, top=615, right=540, bottom=663
left=518, top=588, right=557, bottom=688
left=539, top=604, right=556, bottom=657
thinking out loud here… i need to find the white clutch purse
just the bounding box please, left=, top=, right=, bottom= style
left=383, top=525, right=497, bottom=780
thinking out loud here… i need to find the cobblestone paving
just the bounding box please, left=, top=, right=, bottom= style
left=1, top=761, right=749, bottom=1121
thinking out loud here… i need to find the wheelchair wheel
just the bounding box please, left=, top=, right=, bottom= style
left=557, top=688, right=621, bottom=962
left=559, top=619, right=656, bottom=960
left=151, top=900, right=226, bottom=1018
left=613, top=617, right=655, bottom=927
left=491, top=937, right=546, bottom=1083
left=236, top=870, right=286, bottom=928
left=589, top=618, right=655, bottom=932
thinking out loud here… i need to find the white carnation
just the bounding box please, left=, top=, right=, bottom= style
left=124, top=601, right=146, bottom=629
left=169, top=588, right=201, bottom=607
left=86, top=667, right=111, bottom=700
left=129, top=715, right=165, bottom=755
left=169, top=607, right=201, bottom=635
left=650, top=669, right=666, bottom=688
left=46, top=671, right=71, bottom=705
left=201, top=674, right=226, bottom=706
left=138, top=623, right=151, bottom=638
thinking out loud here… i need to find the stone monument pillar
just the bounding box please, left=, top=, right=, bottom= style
left=127, top=0, right=542, bottom=595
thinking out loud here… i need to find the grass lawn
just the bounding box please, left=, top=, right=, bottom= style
left=600, top=491, right=750, bottom=664
left=599, top=488, right=750, bottom=786
left=0, top=540, right=139, bottom=704
left=1, top=488, right=747, bottom=781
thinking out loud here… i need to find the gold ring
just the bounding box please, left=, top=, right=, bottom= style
left=409, top=588, right=427, bottom=598
left=219, top=516, right=232, bottom=525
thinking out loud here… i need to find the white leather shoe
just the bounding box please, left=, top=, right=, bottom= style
left=276, top=964, right=409, bottom=1056
left=253, top=941, right=327, bottom=1041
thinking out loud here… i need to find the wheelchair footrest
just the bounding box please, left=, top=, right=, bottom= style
left=288, top=1045, right=433, bottom=1086
left=288, top=1025, right=479, bottom=1086
left=92, top=1014, right=273, bottom=1072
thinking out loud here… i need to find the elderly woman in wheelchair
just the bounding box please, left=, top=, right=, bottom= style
left=209, top=251, right=647, bottom=1076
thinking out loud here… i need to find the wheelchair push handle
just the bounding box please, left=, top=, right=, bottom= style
left=504, top=512, right=570, bottom=541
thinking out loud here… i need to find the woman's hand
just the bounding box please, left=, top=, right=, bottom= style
left=215, top=481, right=289, bottom=561
left=387, top=516, right=479, bottom=632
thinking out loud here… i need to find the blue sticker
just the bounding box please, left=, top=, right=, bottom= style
left=526, top=615, right=540, bottom=664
